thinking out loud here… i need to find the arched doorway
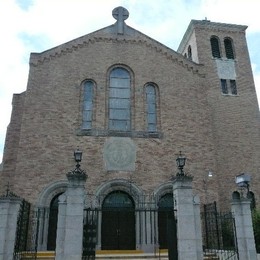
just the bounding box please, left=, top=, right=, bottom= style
left=158, top=193, right=175, bottom=249
left=47, top=193, right=62, bottom=250
left=101, top=191, right=135, bottom=250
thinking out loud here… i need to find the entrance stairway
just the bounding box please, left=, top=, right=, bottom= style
left=20, top=250, right=219, bottom=259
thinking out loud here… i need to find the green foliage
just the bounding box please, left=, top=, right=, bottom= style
left=252, top=208, right=260, bottom=253
left=221, top=219, right=235, bottom=250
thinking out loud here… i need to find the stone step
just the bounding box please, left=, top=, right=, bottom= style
left=96, top=250, right=166, bottom=259
left=203, top=252, right=219, bottom=260
left=20, top=250, right=219, bottom=259
left=20, top=251, right=167, bottom=260
left=20, top=251, right=55, bottom=260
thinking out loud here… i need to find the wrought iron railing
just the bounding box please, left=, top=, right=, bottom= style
left=202, top=202, right=239, bottom=260
left=13, top=200, right=40, bottom=260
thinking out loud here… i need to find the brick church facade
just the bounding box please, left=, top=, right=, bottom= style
left=1, top=6, right=259, bottom=251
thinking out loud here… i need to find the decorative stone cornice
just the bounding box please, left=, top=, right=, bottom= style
left=30, top=36, right=204, bottom=77
left=172, top=174, right=193, bottom=182
left=67, top=166, right=87, bottom=182
left=0, top=190, right=22, bottom=204
left=0, top=191, right=20, bottom=199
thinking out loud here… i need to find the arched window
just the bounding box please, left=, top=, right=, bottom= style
left=188, top=45, right=192, bottom=60
left=210, top=36, right=221, bottom=58
left=103, top=191, right=134, bottom=208
left=82, top=80, right=94, bottom=129
left=145, top=84, right=157, bottom=132
left=158, top=193, right=174, bottom=208
left=109, top=68, right=131, bottom=131
left=224, top=38, right=234, bottom=59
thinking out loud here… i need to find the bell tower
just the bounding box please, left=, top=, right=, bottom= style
left=178, top=20, right=260, bottom=208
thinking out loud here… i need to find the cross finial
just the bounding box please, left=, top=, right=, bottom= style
left=112, top=6, right=129, bottom=34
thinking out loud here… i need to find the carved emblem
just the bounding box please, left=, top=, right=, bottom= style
left=104, top=137, right=136, bottom=171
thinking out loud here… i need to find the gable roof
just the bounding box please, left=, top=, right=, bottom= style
left=29, top=7, right=204, bottom=77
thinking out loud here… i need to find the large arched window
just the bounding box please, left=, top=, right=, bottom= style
left=82, top=80, right=94, bottom=129
left=109, top=68, right=131, bottom=131
left=145, top=84, right=157, bottom=132
left=210, top=36, right=221, bottom=58
left=224, top=38, right=234, bottom=59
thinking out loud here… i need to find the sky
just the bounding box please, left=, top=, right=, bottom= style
left=0, top=0, right=260, bottom=163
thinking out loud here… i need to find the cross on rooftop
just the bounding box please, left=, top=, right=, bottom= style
left=112, top=6, right=129, bottom=34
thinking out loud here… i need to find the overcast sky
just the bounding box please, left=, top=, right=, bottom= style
left=0, top=0, right=260, bottom=162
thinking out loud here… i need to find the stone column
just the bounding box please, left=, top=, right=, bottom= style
left=193, top=194, right=203, bottom=259
left=55, top=194, right=67, bottom=259
left=139, top=208, right=156, bottom=253
left=0, top=195, right=22, bottom=260
left=172, top=176, right=203, bottom=260
left=36, top=207, right=49, bottom=251
left=55, top=166, right=87, bottom=260
left=231, top=197, right=257, bottom=260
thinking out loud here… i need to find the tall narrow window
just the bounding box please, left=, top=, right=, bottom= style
left=188, top=45, right=192, bottom=60
left=221, top=79, right=228, bottom=94
left=146, top=85, right=157, bottom=132
left=230, top=80, right=237, bottom=95
left=210, top=36, right=221, bottom=58
left=109, top=68, right=131, bottom=131
left=224, top=38, right=234, bottom=59
left=82, top=80, right=94, bottom=129
left=220, top=79, right=238, bottom=95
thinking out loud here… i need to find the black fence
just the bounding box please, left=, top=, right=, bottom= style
left=82, top=207, right=177, bottom=260
left=11, top=198, right=239, bottom=260
left=13, top=200, right=40, bottom=260
left=202, top=202, right=238, bottom=260
left=82, top=208, right=98, bottom=260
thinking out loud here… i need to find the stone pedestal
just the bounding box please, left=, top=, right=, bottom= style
left=231, top=197, right=257, bottom=260
left=172, top=175, right=203, bottom=260
left=55, top=167, right=87, bottom=260
left=0, top=195, right=22, bottom=260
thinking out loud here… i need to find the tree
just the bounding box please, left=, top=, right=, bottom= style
left=252, top=208, right=260, bottom=253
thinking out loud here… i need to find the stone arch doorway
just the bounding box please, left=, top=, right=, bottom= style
left=36, top=180, right=67, bottom=251
left=158, top=193, right=175, bottom=249
left=101, top=190, right=136, bottom=250
left=47, top=193, right=62, bottom=250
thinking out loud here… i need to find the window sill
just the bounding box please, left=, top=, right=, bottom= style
left=221, top=93, right=239, bottom=97
left=77, top=128, right=163, bottom=138
left=212, top=57, right=237, bottom=62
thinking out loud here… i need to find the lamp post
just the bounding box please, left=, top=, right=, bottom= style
left=67, top=148, right=86, bottom=178
left=235, top=173, right=251, bottom=198
left=176, top=151, right=186, bottom=176
left=74, top=149, right=83, bottom=168
left=59, top=149, right=87, bottom=260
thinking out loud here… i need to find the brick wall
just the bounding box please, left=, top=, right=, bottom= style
left=1, top=21, right=259, bottom=210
